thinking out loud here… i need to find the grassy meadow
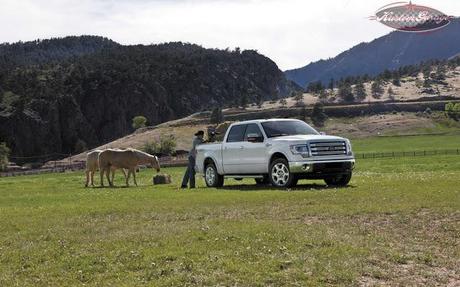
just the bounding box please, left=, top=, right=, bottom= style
left=0, top=135, right=459, bottom=286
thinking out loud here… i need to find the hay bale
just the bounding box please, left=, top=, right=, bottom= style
left=153, top=174, right=172, bottom=185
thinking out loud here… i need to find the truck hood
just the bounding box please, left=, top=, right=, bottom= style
left=270, top=134, right=347, bottom=142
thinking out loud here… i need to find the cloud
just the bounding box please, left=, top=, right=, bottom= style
left=0, top=0, right=457, bottom=70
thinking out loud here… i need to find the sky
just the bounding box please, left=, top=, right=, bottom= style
left=0, top=0, right=458, bottom=70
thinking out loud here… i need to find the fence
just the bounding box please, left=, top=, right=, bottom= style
left=356, top=149, right=460, bottom=159
left=1, top=149, right=459, bottom=178
left=0, top=155, right=189, bottom=178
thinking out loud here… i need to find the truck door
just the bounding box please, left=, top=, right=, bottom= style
left=222, top=124, right=247, bottom=174
left=241, top=123, right=267, bottom=173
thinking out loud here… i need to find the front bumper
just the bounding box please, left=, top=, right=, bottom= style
left=289, top=158, right=355, bottom=174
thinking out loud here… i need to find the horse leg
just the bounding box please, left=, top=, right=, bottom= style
left=106, top=168, right=112, bottom=187
left=91, top=171, right=95, bottom=187
left=132, top=168, right=138, bottom=186
left=126, top=170, right=131, bottom=187
left=111, top=168, right=116, bottom=186
left=85, top=170, right=90, bottom=187
left=100, top=169, right=105, bottom=187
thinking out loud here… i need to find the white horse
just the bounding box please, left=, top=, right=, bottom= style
left=85, top=149, right=127, bottom=187
left=98, top=148, right=160, bottom=187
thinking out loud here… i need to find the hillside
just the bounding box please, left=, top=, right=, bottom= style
left=285, top=19, right=460, bottom=87
left=62, top=63, right=460, bottom=163
left=0, top=37, right=297, bottom=160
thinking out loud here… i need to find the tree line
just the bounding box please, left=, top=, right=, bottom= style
left=305, top=57, right=460, bottom=103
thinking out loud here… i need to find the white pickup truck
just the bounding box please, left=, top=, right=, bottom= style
left=195, top=119, right=355, bottom=188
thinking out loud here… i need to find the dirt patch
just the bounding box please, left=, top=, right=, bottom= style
left=325, top=113, right=436, bottom=138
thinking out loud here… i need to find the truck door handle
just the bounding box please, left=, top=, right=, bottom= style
left=240, top=146, right=244, bottom=149
left=266, top=143, right=272, bottom=147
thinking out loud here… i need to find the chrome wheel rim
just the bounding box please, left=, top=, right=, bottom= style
left=271, top=163, right=289, bottom=186
left=205, top=166, right=216, bottom=186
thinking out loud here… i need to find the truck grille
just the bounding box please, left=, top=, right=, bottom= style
left=309, top=141, right=347, bottom=156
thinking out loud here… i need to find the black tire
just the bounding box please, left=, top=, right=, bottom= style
left=269, top=158, right=297, bottom=188
left=204, top=162, right=224, bottom=187
left=255, top=175, right=270, bottom=185
left=324, top=172, right=352, bottom=187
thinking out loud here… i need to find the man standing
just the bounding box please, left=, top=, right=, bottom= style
left=181, top=130, right=205, bottom=189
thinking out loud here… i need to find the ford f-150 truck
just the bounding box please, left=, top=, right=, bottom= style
left=195, top=119, right=355, bottom=188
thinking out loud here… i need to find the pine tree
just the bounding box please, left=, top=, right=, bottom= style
left=240, top=94, right=248, bottom=109
left=388, top=87, right=395, bottom=101
left=328, top=78, right=334, bottom=91
left=318, top=89, right=328, bottom=101
left=311, top=102, right=327, bottom=127
left=354, top=82, right=367, bottom=101
left=0, top=142, right=10, bottom=171
left=299, top=105, right=308, bottom=121
left=338, top=82, right=354, bottom=103
left=210, top=107, right=223, bottom=124
left=279, top=98, right=287, bottom=107
left=371, top=80, right=384, bottom=99
left=293, top=92, right=304, bottom=107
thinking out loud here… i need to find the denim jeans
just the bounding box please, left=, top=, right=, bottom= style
left=181, top=156, right=196, bottom=188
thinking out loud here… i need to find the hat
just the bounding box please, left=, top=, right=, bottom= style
left=195, top=130, right=205, bottom=136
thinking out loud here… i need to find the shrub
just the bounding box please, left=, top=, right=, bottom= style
left=142, top=141, right=159, bottom=156
left=159, top=134, right=176, bottom=155
left=445, top=102, right=460, bottom=120
left=132, top=116, right=147, bottom=130
left=142, top=134, right=177, bottom=156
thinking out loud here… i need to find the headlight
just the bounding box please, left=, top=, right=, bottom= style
left=345, top=140, right=353, bottom=155
left=290, top=144, right=310, bottom=157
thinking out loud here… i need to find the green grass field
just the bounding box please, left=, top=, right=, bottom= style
left=1, top=135, right=459, bottom=286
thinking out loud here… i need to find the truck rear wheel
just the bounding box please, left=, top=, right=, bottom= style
left=205, top=163, right=224, bottom=188
left=269, top=158, right=297, bottom=188
left=324, top=172, right=352, bottom=187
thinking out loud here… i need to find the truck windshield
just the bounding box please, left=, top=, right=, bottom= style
left=261, top=121, right=319, bottom=138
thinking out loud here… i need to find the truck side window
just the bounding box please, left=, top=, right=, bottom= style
left=227, top=125, right=247, bottom=142
left=244, top=124, right=263, bottom=141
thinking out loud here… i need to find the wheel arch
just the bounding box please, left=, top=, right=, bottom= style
left=269, top=152, right=288, bottom=165
left=203, top=156, right=223, bottom=175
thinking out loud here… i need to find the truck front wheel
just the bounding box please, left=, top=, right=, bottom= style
left=205, top=163, right=224, bottom=188
left=324, top=172, right=352, bottom=187
left=269, top=158, right=297, bottom=188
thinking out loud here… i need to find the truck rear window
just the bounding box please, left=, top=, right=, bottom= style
left=261, top=121, right=318, bottom=138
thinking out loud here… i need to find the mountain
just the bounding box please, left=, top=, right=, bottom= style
left=285, top=19, right=460, bottom=87
left=0, top=37, right=297, bottom=161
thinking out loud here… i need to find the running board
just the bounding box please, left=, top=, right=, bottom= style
left=224, top=175, right=264, bottom=179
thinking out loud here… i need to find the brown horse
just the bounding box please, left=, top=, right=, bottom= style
left=98, top=148, right=160, bottom=187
